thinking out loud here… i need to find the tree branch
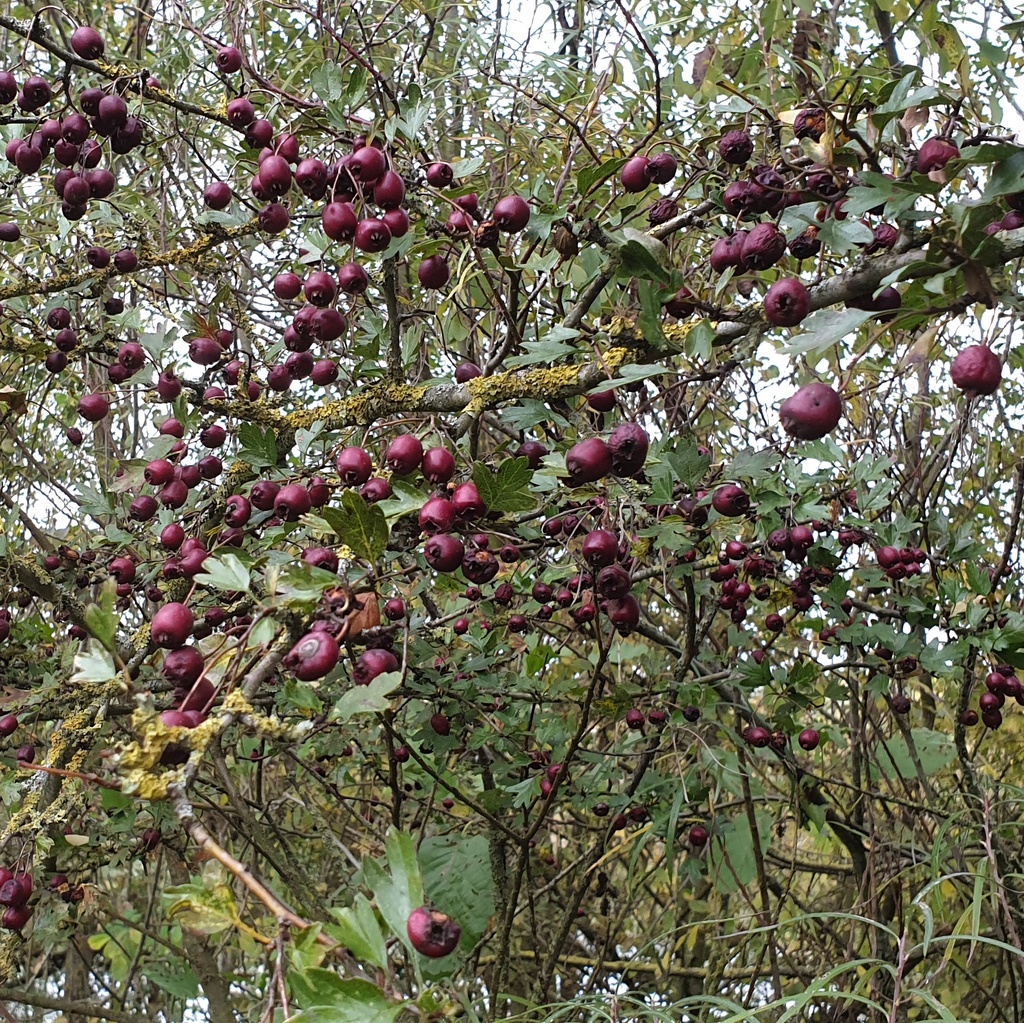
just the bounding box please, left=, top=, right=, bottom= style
left=0, top=989, right=151, bottom=1023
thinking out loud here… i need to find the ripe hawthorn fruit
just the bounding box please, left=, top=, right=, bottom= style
left=764, top=278, right=811, bottom=327
left=950, top=345, right=1001, bottom=396
left=407, top=906, right=460, bottom=957
left=284, top=632, right=340, bottom=681
left=779, top=383, right=842, bottom=440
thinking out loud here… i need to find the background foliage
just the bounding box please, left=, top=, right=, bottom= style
left=0, top=0, right=1023, bottom=1020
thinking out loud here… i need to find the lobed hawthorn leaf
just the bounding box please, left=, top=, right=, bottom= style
left=965, top=561, right=992, bottom=596
left=472, top=457, right=536, bottom=513
left=662, top=441, right=711, bottom=488
left=320, top=491, right=389, bottom=562
left=329, top=671, right=401, bottom=722
left=615, top=236, right=671, bottom=283
left=194, top=553, right=251, bottom=593
left=450, top=156, right=484, bottom=178
left=309, top=61, right=345, bottom=102
left=328, top=894, right=388, bottom=969
left=163, top=879, right=238, bottom=935
left=873, top=728, right=956, bottom=781
left=269, top=562, right=343, bottom=611
left=505, top=337, right=578, bottom=368
left=872, top=73, right=943, bottom=121
left=142, top=966, right=200, bottom=1001
left=708, top=809, right=773, bottom=893
left=344, top=65, right=368, bottom=107
left=237, top=424, right=278, bottom=467
left=419, top=834, right=496, bottom=944
left=638, top=279, right=668, bottom=348
left=71, top=642, right=118, bottom=685
left=362, top=828, right=424, bottom=958
left=84, top=578, right=118, bottom=652
left=286, top=972, right=404, bottom=1023
left=724, top=447, right=778, bottom=481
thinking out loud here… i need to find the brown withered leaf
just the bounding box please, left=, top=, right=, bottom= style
left=691, top=44, right=715, bottom=87
left=900, top=106, right=929, bottom=132
left=962, top=259, right=998, bottom=307
left=338, top=591, right=380, bottom=640
left=899, top=326, right=939, bottom=371
left=0, top=388, right=27, bottom=414
left=552, top=223, right=579, bottom=257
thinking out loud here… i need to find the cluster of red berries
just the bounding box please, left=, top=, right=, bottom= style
left=875, top=545, right=927, bottom=581
left=0, top=869, right=33, bottom=931
left=592, top=801, right=650, bottom=830
left=743, top=725, right=820, bottom=751
left=962, top=666, right=1024, bottom=731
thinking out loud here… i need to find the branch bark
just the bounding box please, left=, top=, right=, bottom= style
left=0, top=988, right=152, bottom=1023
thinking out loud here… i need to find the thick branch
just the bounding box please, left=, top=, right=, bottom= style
left=713, top=233, right=1024, bottom=346
left=0, top=221, right=257, bottom=303
left=0, top=13, right=232, bottom=127
left=0, top=989, right=151, bottom=1023
left=279, top=342, right=643, bottom=431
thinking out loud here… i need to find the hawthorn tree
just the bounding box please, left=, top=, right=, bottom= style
left=0, top=0, right=1023, bottom=1020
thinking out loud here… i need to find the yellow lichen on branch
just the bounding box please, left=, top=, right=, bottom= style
left=0, top=706, right=102, bottom=841
left=117, top=706, right=222, bottom=800
left=117, top=689, right=309, bottom=801
left=284, top=344, right=641, bottom=432
left=0, top=220, right=259, bottom=302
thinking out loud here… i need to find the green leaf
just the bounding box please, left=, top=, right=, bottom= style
left=783, top=307, right=875, bottom=357
left=931, top=21, right=971, bottom=94
left=577, top=158, right=628, bottom=195
left=981, top=149, right=1024, bottom=201
left=362, top=828, right=424, bottom=955
left=637, top=280, right=667, bottom=348
left=505, top=336, right=578, bottom=368
left=71, top=642, right=118, bottom=684
left=193, top=553, right=252, bottom=593
left=724, top=448, right=778, bottom=480
left=965, top=560, right=993, bottom=596
left=321, top=491, right=389, bottom=562
left=344, top=65, right=368, bottom=107
left=280, top=679, right=324, bottom=715
left=329, top=671, right=401, bottom=722
left=873, top=73, right=941, bottom=119
left=163, top=880, right=238, bottom=935
left=142, top=965, right=200, bottom=1000
left=874, top=728, right=955, bottom=780
left=237, top=424, right=278, bottom=468
left=606, top=363, right=667, bottom=388
left=451, top=156, right=484, bottom=179
left=289, top=924, right=328, bottom=973
left=472, top=457, right=536, bottom=513
left=84, top=578, right=118, bottom=651
left=142, top=434, right=178, bottom=461
left=378, top=479, right=427, bottom=525
left=310, top=62, right=345, bottom=102
left=663, top=442, right=711, bottom=488
left=815, top=216, right=873, bottom=255
left=77, top=483, right=115, bottom=518
left=419, top=834, right=496, bottom=943
left=708, top=810, right=773, bottom=893
left=615, top=237, right=671, bottom=283
left=288, top=973, right=403, bottom=1023
left=329, top=894, right=388, bottom=969
left=270, top=562, right=343, bottom=609
left=684, top=318, right=716, bottom=361
left=500, top=399, right=571, bottom=432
